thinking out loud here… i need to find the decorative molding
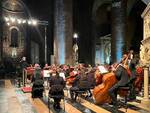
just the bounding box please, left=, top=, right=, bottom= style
left=140, top=37, right=150, bottom=67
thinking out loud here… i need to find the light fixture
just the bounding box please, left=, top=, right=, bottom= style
left=73, top=33, right=78, bottom=39
left=4, top=17, right=9, bottom=22
left=22, top=20, right=26, bottom=23
left=10, top=17, right=15, bottom=23
left=28, top=20, right=31, bottom=25
left=7, top=22, right=10, bottom=26
left=17, top=19, right=21, bottom=24
left=32, top=19, right=37, bottom=26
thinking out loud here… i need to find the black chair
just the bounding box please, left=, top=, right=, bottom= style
left=118, top=77, right=136, bottom=112
left=74, top=80, right=91, bottom=102
left=118, top=86, right=130, bottom=112
left=48, top=85, right=65, bottom=113
left=32, top=85, right=44, bottom=98
left=48, top=93, right=65, bottom=113
left=74, top=89, right=89, bottom=102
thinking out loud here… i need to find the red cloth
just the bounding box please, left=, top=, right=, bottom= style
left=22, top=87, right=32, bottom=93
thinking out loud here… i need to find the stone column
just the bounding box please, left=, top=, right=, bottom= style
left=111, top=0, right=127, bottom=62
left=0, top=1, right=2, bottom=61
left=54, top=0, right=73, bottom=65
left=64, top=0, right=73, bottom=65
left=141, top=67, right=150, bottom=107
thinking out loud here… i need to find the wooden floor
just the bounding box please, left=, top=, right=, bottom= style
left=0, top=79, right=150, bottom=113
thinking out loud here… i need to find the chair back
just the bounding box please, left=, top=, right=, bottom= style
left=78, top=80, right=91, bottom=90
left=49, top=84, right=64, bottom=96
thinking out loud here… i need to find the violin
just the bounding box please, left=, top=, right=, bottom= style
left=66, top=71, right=78, bottom=85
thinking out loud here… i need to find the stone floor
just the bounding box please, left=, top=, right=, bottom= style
left=0, top=79, right=150, bottom=113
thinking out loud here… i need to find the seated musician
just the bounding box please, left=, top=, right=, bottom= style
left=43, top=63, right=50, bottom=70
left=86, top=68, right=96, bottom=97
left=128, top=53, right=140, bottom=100
left=49, top=69, right=65, bottom=109
left=108, top=54, right=129, bottom=109
left=70, top=68, right=91, bottom=101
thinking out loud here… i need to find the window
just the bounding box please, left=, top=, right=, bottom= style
left=10, top=28, right=18, bottom=47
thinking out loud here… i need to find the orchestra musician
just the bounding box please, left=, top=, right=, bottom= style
left=108, top=54, right=129, bottom=110
left=49, top=69, right=65, bottom=109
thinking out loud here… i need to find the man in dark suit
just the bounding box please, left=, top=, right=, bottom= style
left=108, top=64, right=129, bottom=109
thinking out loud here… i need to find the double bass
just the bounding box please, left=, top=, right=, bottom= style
left=93, top=72, right=117, bottom=104
left=93, top=54, right=131, bottom=104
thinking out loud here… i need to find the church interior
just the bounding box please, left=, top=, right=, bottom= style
left=0, top=0, right=150, bottom=113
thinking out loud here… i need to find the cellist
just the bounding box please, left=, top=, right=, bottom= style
left=108, top=54, right=129, bottom=110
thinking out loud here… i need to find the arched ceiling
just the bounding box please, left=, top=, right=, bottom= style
left=2, top=0, right=25, bottom=13
left=92, top=0, right=149, bottom=20
left=92, top=0, right=111, bottom=20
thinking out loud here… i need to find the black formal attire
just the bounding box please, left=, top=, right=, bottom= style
left=70, top=74, right=81, bottom=100
left=128, top=57, right=139, bottom=100
left=108, top=64, right=129, bottom=107
left=31, top=67, right=44, bottom=98
left=70, top=73, right=91, bottom=100
left=49, top=74, right=65, bottom=109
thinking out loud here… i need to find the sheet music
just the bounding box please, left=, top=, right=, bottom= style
left=43, top=70, right=50, bottom=77
left=98, top=65, right=109, bottom=74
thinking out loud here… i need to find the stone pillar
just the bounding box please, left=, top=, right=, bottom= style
left=0, top=1, right=2, bottom=61
left=64, top=0, right=73, bottom=65
left=141, top=67, right=150, bottom=107
left=54, top=0, right=73, bottom=65
left=111, top=0, right=127, bottom=62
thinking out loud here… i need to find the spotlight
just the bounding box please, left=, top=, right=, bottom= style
left=22, top=20, right=26, bottom=23
left=7, top=22, right=10, bottom=26
left=4, top=17, right=9, bottom=22
left=73, top=33, right=78, bottom=38
left=32, top=20, right=37, bottom=26
left=28, top=20, right=31, bottom=25
left=17, top=19, right=21, bottom=24
left=10, top=17, right=15, bottom=23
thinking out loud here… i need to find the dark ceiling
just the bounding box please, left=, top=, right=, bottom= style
left=23, top=0, right=52, bottom=20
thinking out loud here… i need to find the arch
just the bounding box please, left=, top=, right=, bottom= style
left=2, top=0, right=32, bottom=18
left=92, top=0, right=111, bottom=20
left=9, top=26, right=19, bottom=47
left=92, top=0, right=141, bottom=19
left=2, top=0, right=25, bottom=13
